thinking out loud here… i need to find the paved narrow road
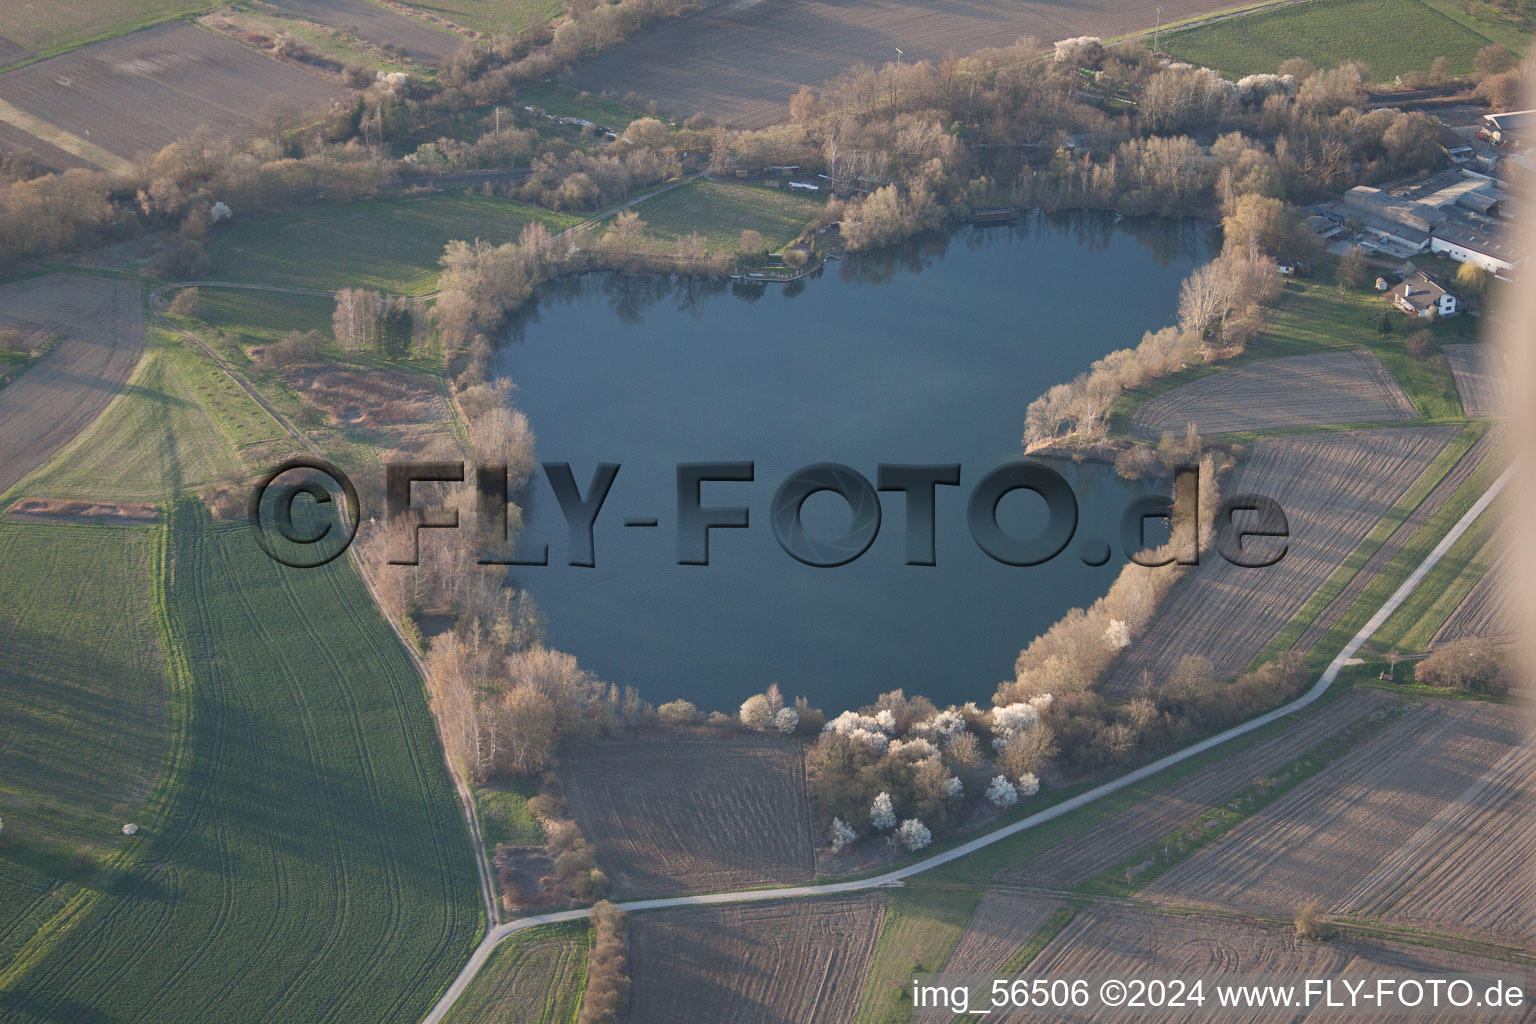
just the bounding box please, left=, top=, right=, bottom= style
left=420, top=460, right=1514, bottom=1023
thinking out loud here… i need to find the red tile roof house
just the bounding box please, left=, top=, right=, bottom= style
left=1389, top=270, right=1463, bottom=318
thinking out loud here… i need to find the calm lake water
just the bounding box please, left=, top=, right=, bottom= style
left=493, top=213, right=1217, bottom=714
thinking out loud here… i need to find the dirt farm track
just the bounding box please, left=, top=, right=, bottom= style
left=566, top=0, right=1241, bottom=128
left=0, top=274, right=144, bottom=497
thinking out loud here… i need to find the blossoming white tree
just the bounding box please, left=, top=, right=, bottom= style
left=895, top=817, right=932, bottom=851
left=992, top=702, right=1041, bottom=735
left=1104, top=618, right=1131, bottom=650
left=1017, top=772, right=1041, bottom=797
left=870, top=792, right=896, bottom=831
left=739, top=693, right=773, bottom=730
left=830, top=816, right=857, bottom=851
left=987, top=775, right=1018, bottom=808
left=774, top=706, right=799, bottom=733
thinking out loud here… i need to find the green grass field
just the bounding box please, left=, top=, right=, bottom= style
left=0, top=519, right=169, bottom=997
left=0, top=0, right=215, bottom=60
left=443, top=923, right=589, bottom=1024
left=12, top=326, right=258, bottom=504
left=396, top=0, right=561, bottom=39
left=0, top=521, right=167, bottom=855
left=0, top=503, right=482, bottom=1022
left=209, top=193, right=581, bottom=294
left=474, top=779, right=546, bottom=848
left=516, top=83, right=651, bottom=131
left=1165, top=0, right=1526, bottom=80
left=621, top=180, right=822, bottom=254
left=852, top=885, right=981, bottom=1024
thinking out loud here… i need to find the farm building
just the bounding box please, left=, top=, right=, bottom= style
left=1430, top=220, right=1523, bottom=275
left=1325, top=170, right=1519, bottom=269
left=1390, top=270, right=1463, bottom=318
left=1483, top=109, right=1536, bottom=138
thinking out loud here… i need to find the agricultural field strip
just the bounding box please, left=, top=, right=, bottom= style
left=1129, top=350, right=1417, bottom=437
left=0, top=21, right=345, bottom=162
left=438, top=922, right=588, bottom=1024
left=999, top=903, right=1529, bottom=1024
left=262, top=0, right=464, bottom=64
left=940, top=891, right=1063, bottom=977
left=625, top=896, right=885, bottom=1023
left=0, top=274, right=144, bottom=498
left=420, top=461, right=1513, bottom=1024
left=1335, top=739, right=1536, bottom=941
left=0, top=36, right=33, bottom=68
left=564, top=0, right=1235, bottom=129
left=143, top=281, right=502, bottom=927
left=559, top=738, right=816, bottom=899
left=995, top=689, right=1392, bottom=890
left=1102, top=426, right=1457, bottom=695
left=1444, top=344, right=1509, bottom=419
left=1145, top=700, right=1536, bottom=944
left=1433, top=543, right=1514, bottom=644
left=1289, top=424, right=1505, bottom=655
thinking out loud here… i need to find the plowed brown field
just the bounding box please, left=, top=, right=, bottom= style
left=1101, top=427, right=1455, bottom=697
left=1130, top=350, right=1416, bottom=437
left=0, top=21, right=344, bottom=162
left=565, top=0, right=1237, bottom=129
left=0, top=274, right=144, bottom=496
left=1146, top=700, right=1536, bottom=946
left=997, top=689, right=1393, bottom=889
left=626, top=895, right=884, bottom=1023
left=1446, top=343, right=1508, bottom=418
left=559, top=736, right=815, bottom=898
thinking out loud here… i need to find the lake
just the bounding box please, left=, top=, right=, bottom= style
left=493, top=213, right=1217, bottom=715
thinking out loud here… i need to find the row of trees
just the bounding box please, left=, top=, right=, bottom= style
left=332, top=288, right=423, bottom=356
left=579, top=901, right=628, bottom=1024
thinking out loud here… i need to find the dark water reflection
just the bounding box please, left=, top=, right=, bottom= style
left=492, top=213, right=1217, bottom=713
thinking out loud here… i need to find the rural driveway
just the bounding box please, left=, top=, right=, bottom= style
left=0, top=273, right=144, bottom=497
left=420, top=459, right=1513, bottom=1024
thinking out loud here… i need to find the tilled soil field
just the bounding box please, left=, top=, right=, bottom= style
left=0, top=274, right=144, bottom=496
left=997, top=905, right=1534, bottom=1024
left=997, top=689, right=1393, bottom=890
left=1434, top=547, right=1516, bottom=644
left=265, top=0, right=463, bottom=64
left=564, top=0, right=1232, bottom=129
left=1145, top=700, right=1536, bottom=946
left=942, top=892, right=1062, bottom=976
left=0, top=118, right=90, bottom=171
left=1101, top=426, right=1456, bottom=697
left=1130, top=350, right=1417, bottom=438
left=625, top=895, right=885, bottom=1024
left=0, top=21, right=345, bottom=162
left=0, top=36, right=33, bottom=69
left=559, top=736, right=816, bottom=898
left=1290, top=424, right=1504, bottom=655
left=1445, top=343, right=1508, bottom=418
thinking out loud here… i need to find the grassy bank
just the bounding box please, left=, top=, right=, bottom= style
left=1164, top=0, right=1526, bottom=80
left=209, top=192, right=582, bottom=294
left=621, top=179, right=823, bottom=254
